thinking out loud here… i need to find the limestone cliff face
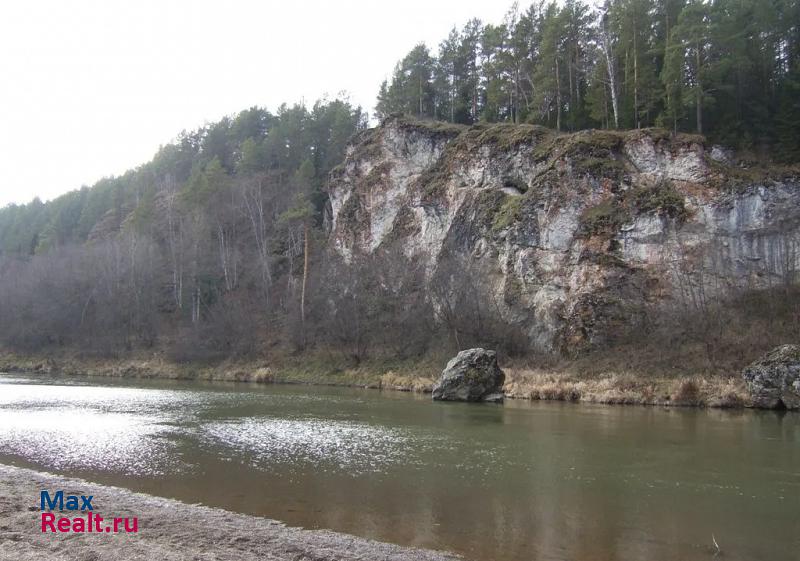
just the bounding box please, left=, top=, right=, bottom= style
left=328, top=116, right=800, bottom=353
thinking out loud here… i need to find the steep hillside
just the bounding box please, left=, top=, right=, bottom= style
left=329, top=116, right=800, bottom=354
left=2, top=111, right=799, bottom=389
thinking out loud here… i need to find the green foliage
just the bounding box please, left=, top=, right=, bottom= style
left=632, top=181, right=688, bottom=220
left=376, top=0, right=800, bottom=154
left=466, top=190, right=526, bottom=234
left=237, top=137, right=265, bottom=175
left=0, top=98, right=367, bottom=257
left=773, top=68, right=800, bottom=163
left=611, top=0, right=664, bottom=129
left=278, top=194, right=313, bottom=225
left=375, top=44, right=436, bottom=119
left=662, top=0, right=714, bottom=134
left=492, top=195, right=523, bottom=232
left=579, top=180, right=688, bottom=238
left=128, top=192, right=157, bottom=233
left=183, top=157, right=229, bottom=207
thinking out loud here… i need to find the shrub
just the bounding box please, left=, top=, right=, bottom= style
left=632, top=181, right=688, bottom=220
left=671, top=378, right=701, bottom=405
left=579, top=200, right=629, bottom=236
left=492, top=196, right=523, bottom=232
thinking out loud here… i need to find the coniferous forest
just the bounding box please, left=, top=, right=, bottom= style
left=0, top=0, right=799, bottom=371
left=377, top=0, right=800, bottom=160
left=2, top=4, right=800, bottom=561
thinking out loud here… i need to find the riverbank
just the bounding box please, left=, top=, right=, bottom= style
left=0, top=464, right=459, bottom=561
left=0, top=350, right=752, bottom=408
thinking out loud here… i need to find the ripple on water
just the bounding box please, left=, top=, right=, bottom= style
left=204, top=417, right=415, bottom=475
left=0, top=408, right=183, bottom=475
left=0, top=383, right=217, bottom=416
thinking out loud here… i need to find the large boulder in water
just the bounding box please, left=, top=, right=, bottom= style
left=432, top=348, right=505, bottom=403
left=742, top=345, right=800, bottom=409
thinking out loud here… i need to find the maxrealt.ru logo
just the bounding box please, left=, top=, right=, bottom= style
left=40, top=490, right=138, bottom=533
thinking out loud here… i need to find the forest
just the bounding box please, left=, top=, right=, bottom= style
left=0, top=100, right=377, bottom=359
left=377, top=0, right=800, bottom=160
left=0, top=0, right=798, bottom=368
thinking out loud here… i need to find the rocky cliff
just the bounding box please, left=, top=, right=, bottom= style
left=327, top=116, right=800, bottom=354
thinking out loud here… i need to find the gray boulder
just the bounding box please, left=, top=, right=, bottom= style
left=432, top=348, right=505, bottom=403
left=743, top=345, right=800, bottom=409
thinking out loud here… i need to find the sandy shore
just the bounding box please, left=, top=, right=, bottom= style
left=0, top=464, right=460, bottom=561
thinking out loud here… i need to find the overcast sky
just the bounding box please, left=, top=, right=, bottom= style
left=0, top=0, right=512, bottom=207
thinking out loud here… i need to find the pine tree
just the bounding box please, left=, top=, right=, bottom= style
left=458, top=19, right=484, bottom=124
left=560, top=0, right=593, bottom=129
left=533, top=2, right=567, bottom=130
left=371, top=0, right=800, bottom=152
left=375, top=80, right=392, bottom=120
left=611, top=0, right=662, bottom=128
left=509, top=4, right=540, bottom=123
left=656, top=0, right=687, bottom=131
left=480, top=23, right=511, bottom=122
left=665, top=0, right=714, bottom=134
left=597, top=4, right=621, bottom=129
left=434, top=28, right=461, bottom=122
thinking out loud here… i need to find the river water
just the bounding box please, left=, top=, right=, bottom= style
left=0, top=372, right=797, bottom=561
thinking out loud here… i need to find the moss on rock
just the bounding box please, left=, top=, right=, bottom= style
left=579, top=200, right=630, bottom=237
left=492, top=195, right=524, bottom=232
left=631, top=180, right=688, bottom=220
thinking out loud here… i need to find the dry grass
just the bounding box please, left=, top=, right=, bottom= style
left=503, top=368, right=750, bottom=408
left=1, top=349, right=752, bottom=408
left=379, top=371, right=435, bottom=392
left=0, top=349, right=439, bottom=393
left=670, top=378, right=700, bottom=405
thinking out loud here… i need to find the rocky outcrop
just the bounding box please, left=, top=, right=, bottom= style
left=743, top=345, right=800, bottom=409
left=432, top=348, right=505, bottom=402
left=328, top=116, right=800, bottom=353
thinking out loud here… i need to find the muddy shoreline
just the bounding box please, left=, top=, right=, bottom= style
left=0, top=464, right=460, bottom=561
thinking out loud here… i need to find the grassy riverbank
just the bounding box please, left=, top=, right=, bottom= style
left=0, top=464, right=458, bottom=561
left=0, top=349, right=752, bottom=408
left=0, top=350, right=438, bottom=390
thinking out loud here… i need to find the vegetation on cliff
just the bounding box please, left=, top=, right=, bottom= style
left=2, top=105, right=799, bottom=388
left=376, top=0, right=800, bottom=161
left=1, top=108, right=798, bottom=387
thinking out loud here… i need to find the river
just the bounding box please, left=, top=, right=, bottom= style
left=0, top=372, right=797, bottom=561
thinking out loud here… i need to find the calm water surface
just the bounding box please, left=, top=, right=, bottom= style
left=0, top=372, right=798, bottom=561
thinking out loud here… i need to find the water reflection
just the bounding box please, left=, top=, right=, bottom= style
left=0, top=409, right=180, bottom=474
left=0, top=373, right=797, bottom=561
left=204, top=417, right=416, bottom=474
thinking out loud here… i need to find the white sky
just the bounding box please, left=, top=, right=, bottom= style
left=0, top=0, right=512, bottom=207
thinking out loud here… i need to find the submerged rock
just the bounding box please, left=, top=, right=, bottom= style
left=432, top=348, right=505, bottom=403
left=742, top=345, right=800, bottom=409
